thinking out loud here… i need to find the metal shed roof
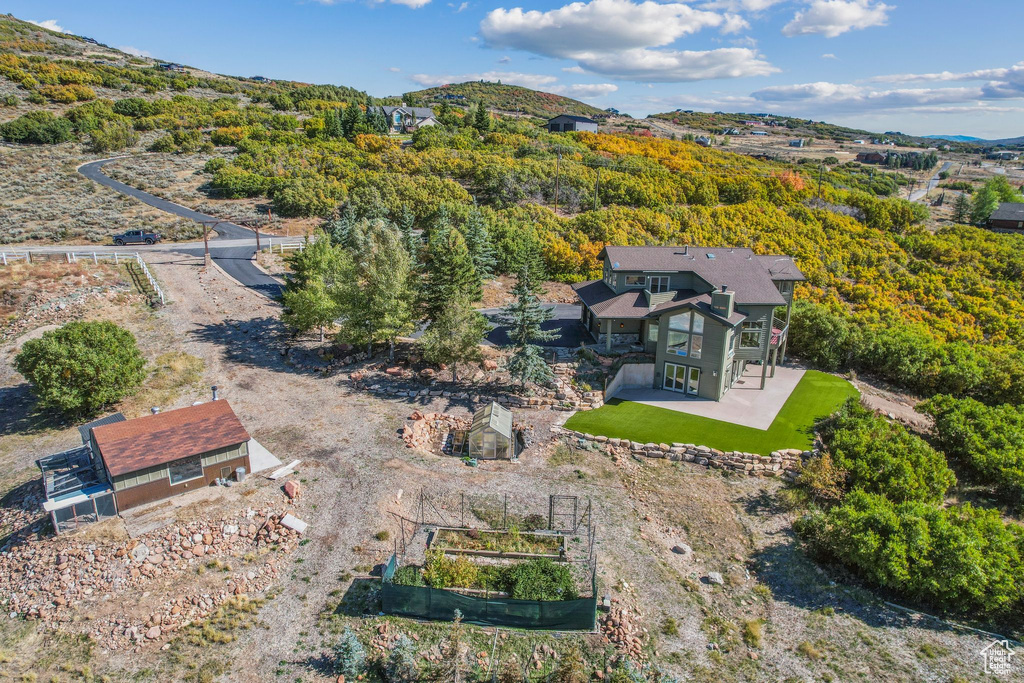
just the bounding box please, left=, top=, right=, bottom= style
left=78, top=412, right=126, bottom=444
left=471, top=402, right=513, bottom=440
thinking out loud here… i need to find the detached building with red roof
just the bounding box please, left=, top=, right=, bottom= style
left=37, top=399, right=252, bottom=532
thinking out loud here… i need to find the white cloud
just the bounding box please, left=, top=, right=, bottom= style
left=562, top=66, right=586, bottom=74
left=409, top=71, right=559, bottom=90
left=448, top=1, right=469, bottom=11
left=870, top=62, right=1024, bottom=84
left=481, top=0, right=724, bottom=57
left=821, top=52, right=838, bottom=59
left=782, top=0, right=891, bottom=38
left=387, top=0, right=433, bottom=7
left=720, top=13, right=750, bottom=34
left=27, top=19, right=67, bottom=33
left=701, top=0, right=785, bottom=11
left=388, top=66, right=402, bottom=72
left=552, top=82, right=619, bottom=97
left=576, top=47, right=777, bottom=82
left=118, top=45, right=151, bottom=58
left=498, top=56, right=512, bottom=64
left=480, top=0, right=777, bottom=83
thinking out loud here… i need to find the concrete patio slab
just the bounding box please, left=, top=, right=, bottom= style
left=614, top=364, right=806, bottom=430
left=248, top=438, right=282, bottom=474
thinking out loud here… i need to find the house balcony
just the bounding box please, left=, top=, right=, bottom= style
left=770, top=315, right=788, bottom=348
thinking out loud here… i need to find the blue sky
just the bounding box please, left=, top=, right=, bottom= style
left=12, top=0, right=1024, bottom=138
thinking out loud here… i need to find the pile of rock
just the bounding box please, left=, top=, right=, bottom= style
left=599, top=600, right=645, bottom=660
left=0, top=505, right=300, bottom=650
left=402, top=411, right=470, bottom=450
left=552, top=427, right=811, bottom=478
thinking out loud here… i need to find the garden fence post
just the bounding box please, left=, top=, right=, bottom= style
left=26, top=252, right=31, bottom=263
left=93, top=253, right=98, bottom=265
left=1, top=253, right=6, bottom=266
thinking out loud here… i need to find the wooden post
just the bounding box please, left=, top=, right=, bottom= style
left=605, top=319, right=613, bottom=352
left=203, top=222, right=211, bottom=267
left=1, top=252, right=6, bottom=266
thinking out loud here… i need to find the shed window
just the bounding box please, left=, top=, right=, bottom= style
left=168, top=457, right=203, bottom=485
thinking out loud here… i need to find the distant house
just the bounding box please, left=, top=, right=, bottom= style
left=547, top=115, right=598, bottom=133
left=694, top=136, right=712, bottom=147
left=989, top=203, right=1024, bottom=232
left=789, top=139, right=805, bottom=148
left=722, top=127, right=741, bottom=136
left=987, top=151, right=1020, bottom=161
left=251, top=76, right=271, bottom=83
left=437, top=93, right=466, bottom=101
left=742, top=120, right=761, bottom=126
left=856, top=152, right=886, bottom=164
left=852, top=139, right=866, bottom=144
left=37, top=398, right=254, bottom=531
left=157, top=62, right=186, bottom=73
left=750, top=130, right=769, bottom=137
left=369, top=105, right=437, bottom=134
left=604, top=107, right=620, bottom=115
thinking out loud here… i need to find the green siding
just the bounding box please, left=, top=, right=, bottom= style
left=112, top=442, right=248, bottom=491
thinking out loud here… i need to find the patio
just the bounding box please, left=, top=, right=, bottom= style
left=613, top=364, right=806, bottom=430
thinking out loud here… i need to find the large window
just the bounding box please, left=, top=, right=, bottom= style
left=741, top=320, right=764, bottom=348
left=649, top=276, right=670, bottom=294
left=168, top=457, right=203, bottom=485
left=667, top=311, right=703, bottom=358
left=647, top=321, right=659, bottom=343
left=664, top=363, right=700, bottom=395
left=624, top=275, right=646, bottom=287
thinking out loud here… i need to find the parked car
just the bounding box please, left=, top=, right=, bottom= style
left=112, top=230, right=161, bottom=246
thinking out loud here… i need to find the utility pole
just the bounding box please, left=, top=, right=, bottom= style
left=816, top=163, right=824, bottom=200
left=594, top=165, right=601, bottom=211
left=554, top=151, right=561, bottom=213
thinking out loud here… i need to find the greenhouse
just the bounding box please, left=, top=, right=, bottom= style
left=467, top=402, right=516, bottom=460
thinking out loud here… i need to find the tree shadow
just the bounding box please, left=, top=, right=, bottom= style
left=0, top=384, right=64, bottom=437
left=332, top=577, right=382, bottom=617
left=188, top=316, right=323, bottom=376
left=0, top=479, right=51, bottom=551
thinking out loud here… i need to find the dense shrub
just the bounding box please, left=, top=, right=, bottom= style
left=796, top=490, right=1024, bottom=617
left=920, top=395, right=1024, bottom=506
left=0, top=111, right=74, bottom=144
left=14, top=321, right=147, bottom=417
left=89, top=119, right=139, bottom=153
left=501, top=558, right=579, bottom=601
left=406, top=551, right=580, bottom=601
left=815, top=399, right=955, bottom=504
left=333, top=627, right=366, bottom=678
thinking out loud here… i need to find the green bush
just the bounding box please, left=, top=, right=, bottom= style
left=796, top=490, right=1024, bottom=617
left=920, top=395, right=1024, bottom=506
left=384, top=634, right=418, bottom=682
left=14, top=321, right=147, bottom=418
left=500, top=558, right=579, bottom=601
left=334, top=627, right=366, bottom=678
left=391, top=565, right=424, bottom=587
left=0, top=111, right=74, bottom=144
left=816, top=399, right=955, bottom=503
left=89, top=119, right=139, bottom=153
left=148, top=134, right=176, bottom=153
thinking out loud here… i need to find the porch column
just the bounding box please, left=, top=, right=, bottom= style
left=760, top=328, right=771, bottom=389
left=605, top=319, right=613, bottom=352
left=770, top=348, right=778, bottom=377
left=779, top=337, right=788, bottom=366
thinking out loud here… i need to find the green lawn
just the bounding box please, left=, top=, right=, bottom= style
left=563, top=370, right=859, bottom=455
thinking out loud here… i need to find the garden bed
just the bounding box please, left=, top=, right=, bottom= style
left=429, top=526, right=565, bottom=559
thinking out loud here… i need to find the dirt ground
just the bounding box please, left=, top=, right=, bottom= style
left=1, top=254, right=1016, bottom=682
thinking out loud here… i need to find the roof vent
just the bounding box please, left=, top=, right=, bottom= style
left=706, top=253, right=716, bottom=259
left=212, top=385, right=220, bottom=401
left=683, top=245, right=688, bottom=255
left=612, top=261, right=620, bottom=269
left=151, top=407, right=160, bottom=415
left=721, top=285, right=728, bottom=292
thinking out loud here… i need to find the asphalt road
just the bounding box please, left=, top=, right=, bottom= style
left=77, top=159, right=285, bottom=298
left=910, top=160, right=953, bottom=202
left=477, top=304, right=588, bottom=348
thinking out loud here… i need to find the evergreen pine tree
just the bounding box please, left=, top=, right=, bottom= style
left=473, top=101, right=491, bottom=132
left=323, top=108, right=343, bottom=139
left=420, top=227, right=481, bottom=321
left=499, top=264, right=558, bottom=387
left=397, top=204, right=418, bottom=256
left=420, top=293, right=489, bottom=383
left=341, top=102, right=363, bottom=139
left=323, top=205, right=358, bottom=248
left=334, top=627, right=366, bottom=679
left=385, top=635, right=419, bottom=683
left=462, top=208, right=496, bottom=282
left=364, top=101, right=389, bottom=135
left=952, top=192, right=971, bottom=224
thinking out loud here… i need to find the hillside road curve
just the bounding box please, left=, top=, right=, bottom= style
left=77, top=158, right=285, bottom=298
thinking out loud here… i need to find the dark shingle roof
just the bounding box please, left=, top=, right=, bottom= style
left=990, top=203, right=1024, bottom=222
left=92, top=401, right=250, bottom=477
left=377, top=106, right=435, bottom=119
left=78, top=412, right=126, bottom=445
left=548, top=115, right=597, bottom=124
left=601, top=246, right=802, bottom=305
left=571, top=282, right=747, bottom=325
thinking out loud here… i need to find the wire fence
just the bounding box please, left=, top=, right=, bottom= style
left=0, top=250, right=165, bottom=305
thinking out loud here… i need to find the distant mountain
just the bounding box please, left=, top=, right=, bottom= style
left=923, top=134, right=984, bottom=142
left=396, top=82, right=606, bottom=120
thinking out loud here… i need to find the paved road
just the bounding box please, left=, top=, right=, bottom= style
left=477, top=303, right=588, bottom=348
left=77, top=159, right=285, bottom=298
left=910, top=160, right=953, bottom=202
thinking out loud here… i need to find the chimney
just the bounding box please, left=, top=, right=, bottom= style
left=711, top=285, right=734, bottom=318
left=151, top=407, right=160, bottom=415
left=212, top=385, right=220, bottom=401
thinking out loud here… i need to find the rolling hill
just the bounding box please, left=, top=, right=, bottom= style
left=395, top=81, right=606, bottom=120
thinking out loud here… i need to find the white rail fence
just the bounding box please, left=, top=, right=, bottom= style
left=0, top=251, right=165, bottom=305
left=259, top=238, right=306, bottom=254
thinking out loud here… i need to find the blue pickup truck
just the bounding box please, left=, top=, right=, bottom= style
left=112, top=230, right=162, bottom=246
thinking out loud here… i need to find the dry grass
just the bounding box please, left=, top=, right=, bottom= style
left=117, top=350, right=205, bottom=417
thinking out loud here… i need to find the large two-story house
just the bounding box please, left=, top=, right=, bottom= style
left=571, top=246, right=805, bottom=401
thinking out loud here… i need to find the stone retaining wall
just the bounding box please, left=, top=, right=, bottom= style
left=551, top=426, right=813, bottom=480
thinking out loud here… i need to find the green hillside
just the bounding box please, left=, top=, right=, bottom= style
left=396, top=81, right=606, bottom=119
